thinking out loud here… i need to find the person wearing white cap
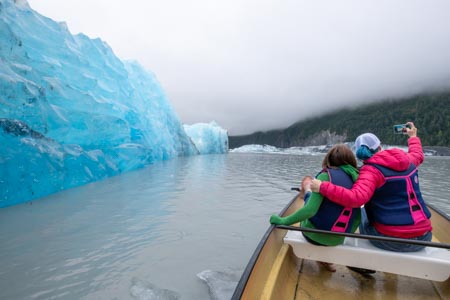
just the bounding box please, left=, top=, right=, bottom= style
left=310, top=122, right=432, bottom=253
left=354, top=133, right=381, bottom=160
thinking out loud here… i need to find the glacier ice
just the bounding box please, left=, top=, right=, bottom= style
left=197, top=269, right=241, bottom=300
left=184, top=122, right=228, bottom=155
left=0, top=0, right=227, bottom=207
left=130, top=278, right=180, bottom=300
left=229, top=144, right=328, bottom=155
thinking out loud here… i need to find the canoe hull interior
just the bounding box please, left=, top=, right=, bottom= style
left=233, top=194, right=450, bottom=300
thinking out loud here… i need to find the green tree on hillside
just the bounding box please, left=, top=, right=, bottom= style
left=229, top=92, right=450, bottom=148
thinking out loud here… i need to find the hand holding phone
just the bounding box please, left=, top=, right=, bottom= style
left=393, top=124, right=407, bottom=134
left=393, top=122, right=416, bottom=137
left=405, top=122, right=417, bottom=138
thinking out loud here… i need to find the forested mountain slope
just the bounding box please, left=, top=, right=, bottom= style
left=229, top=92, right=450, bottom=148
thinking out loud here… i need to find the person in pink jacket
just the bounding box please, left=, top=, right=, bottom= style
left=310, top=122, right=432, bottom=252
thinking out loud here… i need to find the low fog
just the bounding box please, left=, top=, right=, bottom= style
left=28, top=0, right=450, bottom=135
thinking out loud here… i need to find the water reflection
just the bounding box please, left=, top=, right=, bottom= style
left=0, top=153, right=448, bottom=300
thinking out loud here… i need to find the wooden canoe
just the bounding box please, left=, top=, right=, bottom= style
left=232, top=193, right=450, bottom=299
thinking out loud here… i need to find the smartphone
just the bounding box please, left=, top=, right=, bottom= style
left=393, top=124, right=407, bottom=134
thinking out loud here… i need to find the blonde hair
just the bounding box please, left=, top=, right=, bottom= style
left=322, top=144, right=357, bottom=169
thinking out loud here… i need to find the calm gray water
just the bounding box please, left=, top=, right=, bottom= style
left=0, top=153, right=449, bottom=300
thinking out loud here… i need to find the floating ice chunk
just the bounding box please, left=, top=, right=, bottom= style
left=130, top=278, right=180, bottom=300
left=197, top=269, right=241, bottom=300
left=229, top=144, right=280, bottom=153
left=183, top=122, right=228, bottom=154
left=229, top=144, right=329, bottom=155
left=230, top=143, right=424, bottom=157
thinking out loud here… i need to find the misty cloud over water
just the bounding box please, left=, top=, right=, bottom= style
left=28, top=0, right=450, bottom=134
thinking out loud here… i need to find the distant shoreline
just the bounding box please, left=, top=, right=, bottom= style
left=423, top=146, right=450, bottom=156
left=229, top=144, right=450, bottom=156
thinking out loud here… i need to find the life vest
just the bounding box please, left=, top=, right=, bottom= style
left=365, top=163, right=431, bottom=226
left=309, top=168, right=358, bottom=233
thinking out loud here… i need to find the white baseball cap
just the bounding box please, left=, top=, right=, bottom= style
left=354, top=133, right=381, bottom=151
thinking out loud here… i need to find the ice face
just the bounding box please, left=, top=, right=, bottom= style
left=184, top=122, right=228, bottom=155
left=0, top=0, right=226, bottom=207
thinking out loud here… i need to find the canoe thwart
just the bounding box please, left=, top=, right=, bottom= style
left=284, top=230, right=450, bottom=282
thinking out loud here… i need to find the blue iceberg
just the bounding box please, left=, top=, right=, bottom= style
left=0, top=0, right=226, bottom=207
left=184, top=122, right=228, bottom=155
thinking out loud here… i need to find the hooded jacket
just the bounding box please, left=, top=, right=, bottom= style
left=319, top=137, right=432, bottom=238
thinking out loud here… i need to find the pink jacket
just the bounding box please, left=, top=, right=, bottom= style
left=319, top=137, right=431, bottom=237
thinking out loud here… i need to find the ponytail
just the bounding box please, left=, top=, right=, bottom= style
left=356, top=145, right=377, bottom=160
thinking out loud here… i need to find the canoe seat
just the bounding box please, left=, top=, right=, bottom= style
left=284, top=230, right=450, bottom=282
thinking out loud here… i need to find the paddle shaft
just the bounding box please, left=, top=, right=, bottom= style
left=275, top=225, right=450, bottom=250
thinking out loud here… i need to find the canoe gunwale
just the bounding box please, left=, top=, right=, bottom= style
left=428, top=202, right=450, bottom=221
left=275, top=224, right=450, bottom=249
left=231, top=194, right=299, bottom=299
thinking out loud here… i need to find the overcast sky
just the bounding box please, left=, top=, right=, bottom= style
left=27, top=0, right=450, bottom=135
